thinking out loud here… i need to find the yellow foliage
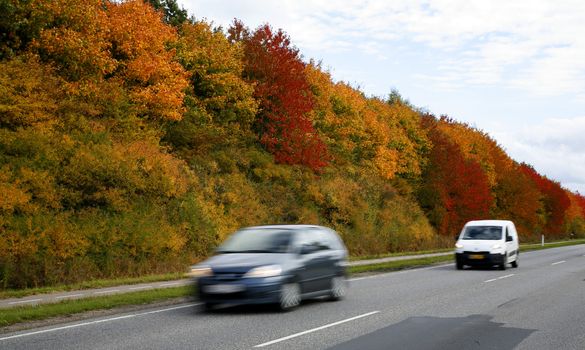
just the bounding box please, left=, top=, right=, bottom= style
left=0, top=57, right=62, bottom=129
left=0, top=167, right=30, bottom=213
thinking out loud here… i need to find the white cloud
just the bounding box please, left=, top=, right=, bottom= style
left=493, top=116, right=585, bottom=193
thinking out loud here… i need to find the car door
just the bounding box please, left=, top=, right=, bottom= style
left=309, top=228, right=336, bottom=292
left=505, top=225, right=516, bottom=260
left=296, top=229, right=333, bottom=293
left=295, top=230, right=322, bottom=294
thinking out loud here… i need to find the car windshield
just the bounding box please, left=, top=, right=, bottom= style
left=216, top=228, right=293, bottom=254
left=461, top=226, right=503, bottom=240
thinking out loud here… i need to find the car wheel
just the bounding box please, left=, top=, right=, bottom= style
left=328, top=276, right=347, bottom=301
left=201, top=302, right=216, bottom=313
left=511, top=255, right=518, bottom=268
left=279, top=282, right=301, bottom=311
left=499, top=256, right=507, bottom=270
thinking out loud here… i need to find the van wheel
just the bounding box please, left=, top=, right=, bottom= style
left=456, top=256, right=464, bottom=270
left=328, top=276, right=347, bottom=301
left=279, top=282, right=301, bottom=311
left=499, top=256, right=507, bottom=270
left=511, top=256, right=518, bottom=268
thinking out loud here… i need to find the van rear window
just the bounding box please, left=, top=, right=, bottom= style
left=461, top=226, right=503, bottom=240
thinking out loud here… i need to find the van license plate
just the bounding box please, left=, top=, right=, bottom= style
left=205, top=284, right=245, bottom=294
left=469, top=254, right=484, bottom=260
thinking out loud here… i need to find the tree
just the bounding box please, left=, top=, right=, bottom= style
left=520, top=163, right=570, bottom=236
left=418, top=115, right=493, bottom=236
left=492, top=163, right=543, bottom=238
left=145, top=0, right=189, bottom=27
left=229, top=20, right=329, bottom=171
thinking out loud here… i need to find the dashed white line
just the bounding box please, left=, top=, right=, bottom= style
left=0, top=303, right=201, bottom=341
left=55, top=294, right=84, bottom=300
left=254, top=311, right=380, bottom=347
left=484, top=274, right=515, bottom=283
left=551, top=260, right=566, bottom=265
left=7, top=299, right=42, bottom=305
left=94, top=289, right=121, bottom=295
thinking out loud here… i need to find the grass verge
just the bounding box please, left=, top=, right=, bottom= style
left=349, top=248, right=453, bottom=261
left=520, top=239, right=585, bottom=252
left=0, top=286, right=193, bottom=328
left=0, top=272, right=187, bottom=300
left=349, top=255, right=452, bottom=274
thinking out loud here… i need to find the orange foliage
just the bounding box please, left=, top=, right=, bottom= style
left=29, top=0, right=189, bottom=121
left=107, top=0, right=189, bottom=121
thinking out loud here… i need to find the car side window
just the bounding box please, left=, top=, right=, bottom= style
left=297, top=229, right=331, bottom=252
left=295, top=231, right=312, bottom=250
left=505, top=226, right=512, bottom=241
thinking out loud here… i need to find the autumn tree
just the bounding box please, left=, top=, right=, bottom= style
left=492, top=163, right=543, bottom=238
left=418, top=115, right=493, bottom=236
left=520, top=163, right=570, bottom=236
left=229, top=20, right=329, bottom=171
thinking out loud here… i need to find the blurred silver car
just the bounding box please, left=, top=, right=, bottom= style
left=190, top=225, right=349, bottom=311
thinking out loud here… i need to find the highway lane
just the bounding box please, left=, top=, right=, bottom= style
left=1, top=245, right=584, bottom=349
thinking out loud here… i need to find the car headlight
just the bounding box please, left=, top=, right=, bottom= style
left=455, top=243, right=464, bottom=249
left=491, top=244, right=502, bottom=250
left=243, top=265, right=282, bottom=278
left=188, top=266, right=212, bottom=278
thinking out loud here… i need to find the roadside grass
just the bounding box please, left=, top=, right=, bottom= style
left=349, top=255, right=452, bottom=274
left=348, top=248, right=453, bottom=261
left=520, top=238, right=585, bottom=252
left=0, top=273, right=186, bottom=300
left=1, top=239, right=584, bottom=329
left=0, top=286, right=193, bottom=328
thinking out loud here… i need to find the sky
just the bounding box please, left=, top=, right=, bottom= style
left=180, top=0, right=585, bottom=194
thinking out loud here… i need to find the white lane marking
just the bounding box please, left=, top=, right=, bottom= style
left=0, top=303, right=200, bottom=341
left=7, top=299, right=42, bottom=305
left=484, top=274, right=515, bottom=283
left=94, top=289, right=121, bottom=295
left=254, top=311, right=380, bottom=348
left=551, top=260, right=566, bottom=265
left=129, top=286, right=151, bottom=291
left=159, top=282, right=182, bottom=287
left=55, top=294, right=84, bottom=300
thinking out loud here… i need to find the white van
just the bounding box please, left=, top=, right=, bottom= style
left=454, top=220, right=519, bottom=270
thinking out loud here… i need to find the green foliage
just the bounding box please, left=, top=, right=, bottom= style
left=146, top=0, right=189, bottom=27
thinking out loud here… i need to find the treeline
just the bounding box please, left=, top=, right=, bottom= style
left=1, top=0, right=584, bottom=289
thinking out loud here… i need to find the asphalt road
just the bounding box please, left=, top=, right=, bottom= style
left=2, top=245, right=584, bottom=350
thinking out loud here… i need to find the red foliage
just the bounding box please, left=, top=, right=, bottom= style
left=229, top=20, right=328, bottom=171
left=519, top=163, right=570, bottom=235
left=419, top=116, right=493, bottom=236
left=576, top=193, right=585, bottom=216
